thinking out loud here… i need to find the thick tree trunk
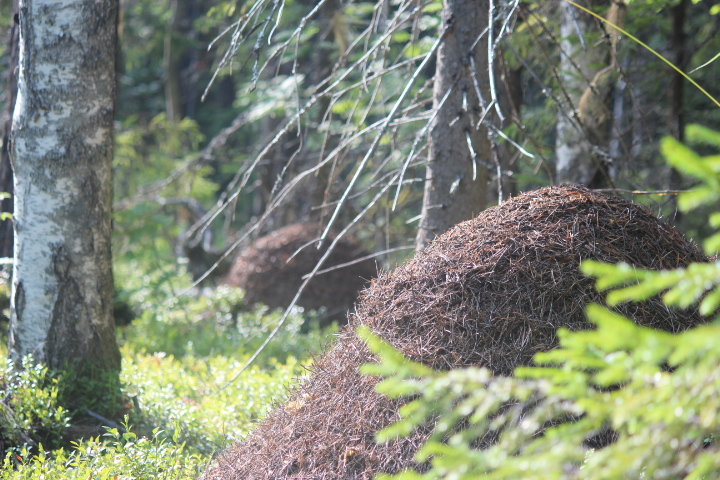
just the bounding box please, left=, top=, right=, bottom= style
left=0, top=1, right=19, bottom=260
left=416, top=0, right=490, bottom=249
left=668, top=0, right=688, bottom=206
left=9, top=0, right=120, bottom=391
left=555, top=0, right=612, bottom=186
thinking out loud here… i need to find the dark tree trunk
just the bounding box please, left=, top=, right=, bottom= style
left=669, top=0, right=688, bottom=143
left=0, top=1, right=19, bottom=260
left=164, top=0, right=185, bottom=122
left=416, top=0, right=491, bottom=249
left=668, top=0, right=688, bottom=211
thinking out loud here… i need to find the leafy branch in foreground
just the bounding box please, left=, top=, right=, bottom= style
left=359, top=126, right=720, bottom=480
left=361, top=304, right=720, bottom=480
left=582, top=124, right=720, bottom=317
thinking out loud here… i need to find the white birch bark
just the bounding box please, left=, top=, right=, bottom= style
left=9, top=0, right=120, bottom=375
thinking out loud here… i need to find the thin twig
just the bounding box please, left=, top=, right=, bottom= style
left=301, top=245, right=415, bottom=279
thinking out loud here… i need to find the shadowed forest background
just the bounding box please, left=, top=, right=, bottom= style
left=0, top=0, right=720, bottom=478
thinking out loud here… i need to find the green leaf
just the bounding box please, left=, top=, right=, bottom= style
left=703, top=232, right=720, bottom=255
left=580, top=260, right=639, bottom=291
left=709, top=212, right=720, bottom=228
left=662, top=136, right=714, bottom=180
left=687, top=124, right=720, bottom=147
left=422, top=1, right=443, bottom=13
left=678, top=186, right=720, bottom=211
left=699, top=285, right=720, bottom=316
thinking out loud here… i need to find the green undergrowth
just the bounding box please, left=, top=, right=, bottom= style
left=3, top=425, right=206, bottom=480
left=121, top=285, right=334, bottom=364
left=0, top=285, right=333, bottom=479
left=122, top=348, right=306, bottom=454
left=0, top=356, right=71, bottom=451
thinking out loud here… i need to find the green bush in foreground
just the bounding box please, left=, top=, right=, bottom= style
left=361, top=308, right=720, bottom=479
left=360, top=125, right=720, bottom=480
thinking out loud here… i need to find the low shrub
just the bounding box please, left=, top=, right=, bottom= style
left=2, top=421, right=205, bottom=480
left=0, top=356, right=71, bottom=453
left=0, top=275, right=327, bottom=475
left=122, top=351, right=308, bottom=454
left=120, top=285, right=335, bottom=364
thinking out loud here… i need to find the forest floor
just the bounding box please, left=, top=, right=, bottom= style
left=0, top=286, right=334, bottom=480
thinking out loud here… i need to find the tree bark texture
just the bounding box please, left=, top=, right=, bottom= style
left=164, top=0, right=184, bottom=122
left=416, top=0, right=490, bottom=249
left=9, top=0, right=120, bottom=376
left=0, top=1, right=19, bottom=260
left=554, top=0, right=612, bottom=186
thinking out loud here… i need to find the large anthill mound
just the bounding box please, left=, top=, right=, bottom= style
left=205, top=186, right=707, bottom=480
left=223, top=223, right=376, bottom=318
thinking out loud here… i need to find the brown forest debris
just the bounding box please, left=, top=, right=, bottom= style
left=223, top=223, right=377, bottom=320
left=205, top=185, right=706, bottom=480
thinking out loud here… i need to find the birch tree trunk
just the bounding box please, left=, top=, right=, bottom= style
left=416, top=0, right=490, bottom=249
left=9, top=0, right=120, bottom=394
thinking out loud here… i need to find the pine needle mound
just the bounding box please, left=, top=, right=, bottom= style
left=223, top=223, right=376, bottom=318
left=205, top=185, right=706, bottom=480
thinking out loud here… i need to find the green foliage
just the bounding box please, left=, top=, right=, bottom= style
left=122, top=349, right=305, bottom=454
left=2, top=420, right=204, bottom=480
left=0, top=268, right=330, bottom=474
left=114, top=260, right=193, bottom=315
left=0, top=289, right=324, bottom=474
left=581, top=124, right=720, bottom=317
left=54, top=364, right=123, bottom=420
left=120, top=285, right=334, bottom=362
left=359, top=127, right=720, bottom=479
left=0, top=292, right=320, bottom=474
left=0, top=356, right=71, bottom=451
left=112, top=113, right=221, bottom=309
left=361, top=306, right=720, bottom=480
left=117, top=286, right=326, bottom=454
